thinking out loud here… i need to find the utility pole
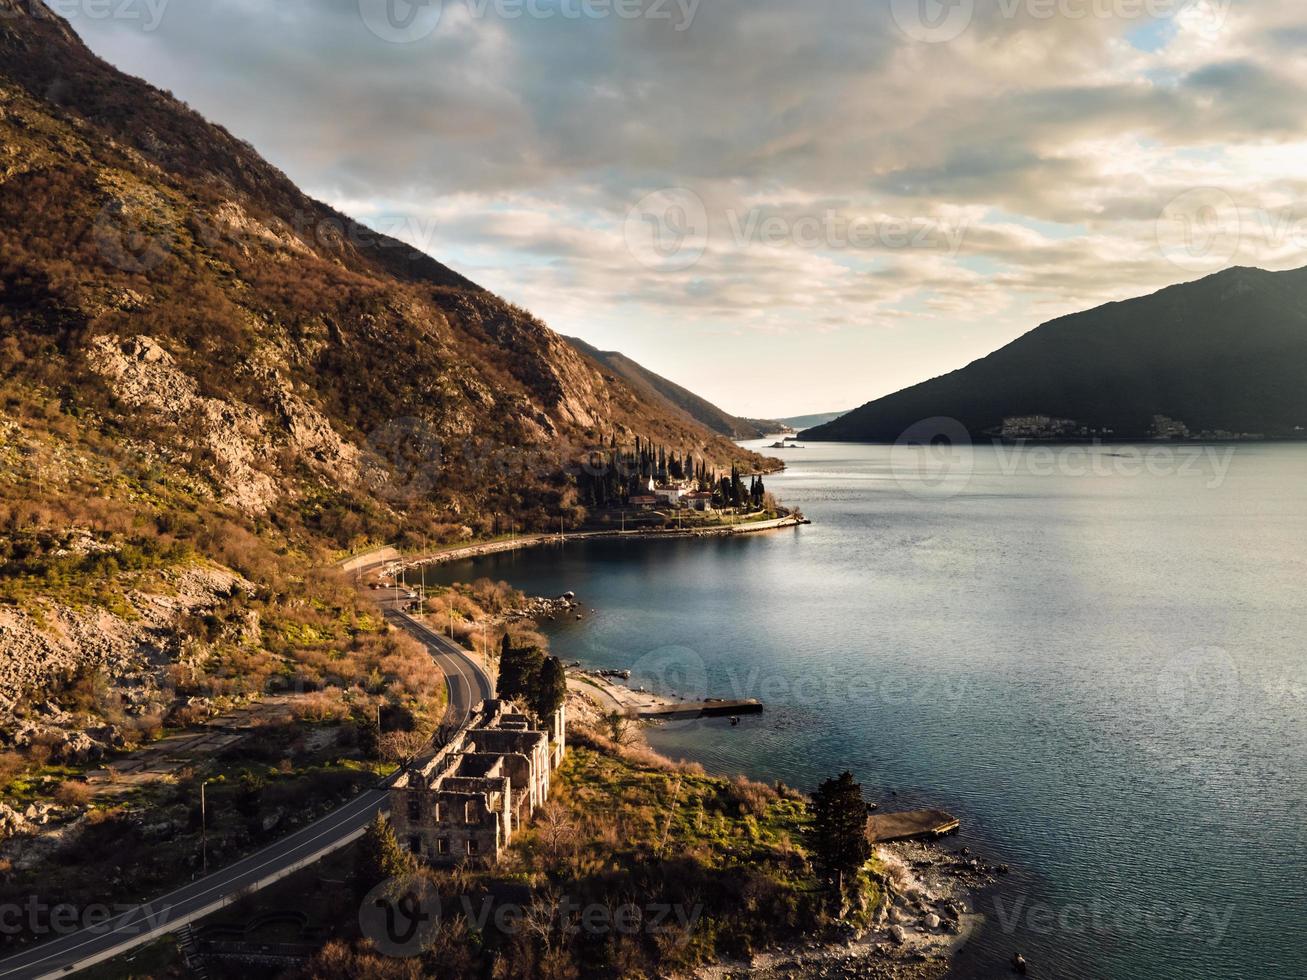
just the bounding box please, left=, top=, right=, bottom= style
left=200, top=780, right=209, bottom=876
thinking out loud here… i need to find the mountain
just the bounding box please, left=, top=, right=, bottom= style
left=804, top=266, right=1307, bottom=442
left=778, top=410, right=850, bottom=431
left=563, top=336, right=784, bottom=439
left=0, top=2, right=772, bottom=711
left=0, top=0, right=769, bottom=513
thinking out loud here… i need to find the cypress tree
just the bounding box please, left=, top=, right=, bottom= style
left=531, top=656, right=568, bottom=725
left=499, top=638, right=545, bottom=702
left=810, top=771, right=872, bottom=901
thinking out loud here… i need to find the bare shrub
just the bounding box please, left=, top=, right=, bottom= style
left=723, top=774, right=778, bottom=818
left=54, top=780, right=95, bottom=806
left=0, top=751, right=25, bottom=789
left=289, top=690, right=351, bottom=723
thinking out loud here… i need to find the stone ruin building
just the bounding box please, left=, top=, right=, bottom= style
left=389, top=699, right=565, bottom=867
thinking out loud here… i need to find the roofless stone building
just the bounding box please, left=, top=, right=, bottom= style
left=390, top=700, right=566, bottom=867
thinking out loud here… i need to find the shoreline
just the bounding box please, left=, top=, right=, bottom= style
left=347, top=513, right=810, bottom=580
left=385, top=523, right=1009, bottom=979
left=563, top=681, right=1000, bottom=980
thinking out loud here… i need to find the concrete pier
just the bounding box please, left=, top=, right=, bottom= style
left=867, top=809, right=961, bottom=842
left=634, top=698, right=763, bottom=720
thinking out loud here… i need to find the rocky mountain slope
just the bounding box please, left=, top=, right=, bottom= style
left=564, top=336, right=784, bottom=439
left=0, top=1, right=772, bottom=727
left=805, top=266, right=1307, bottom=442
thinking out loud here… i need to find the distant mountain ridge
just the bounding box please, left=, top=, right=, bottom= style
left=778, top=410, right=850, bottom=431
left=563, top=336, right=783, bottom=439
left=804, top=266, right=1307, bottom=442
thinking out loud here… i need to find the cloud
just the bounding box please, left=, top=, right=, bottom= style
left=64, top=0, right=1307, bottom=415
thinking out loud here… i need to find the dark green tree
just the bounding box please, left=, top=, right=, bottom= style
left=356, top=709, right=381, bottom=760
left=236, top=773, right=265, bottom=835
left=499, top=638, right=545, bottom=703
left=354, top=811, right=415, bottom=901
left=530, top=656, right=568, bottom=726
left=810, top=771, right=872, bottom=901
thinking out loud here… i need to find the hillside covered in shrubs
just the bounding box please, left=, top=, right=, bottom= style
left=0, top=2, right=774, bottom=747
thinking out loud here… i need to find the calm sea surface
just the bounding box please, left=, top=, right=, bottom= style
left=424, top=441, right=1307, bottom=978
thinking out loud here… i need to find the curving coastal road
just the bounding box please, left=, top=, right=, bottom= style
left=0, top=597, right=492, bottom=980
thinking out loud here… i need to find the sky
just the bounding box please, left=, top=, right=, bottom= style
left=62, top=0, right=1307, bottom=418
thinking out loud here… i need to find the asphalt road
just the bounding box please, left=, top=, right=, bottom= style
left=379, top=601, right=495, bottom=716
left=0, top=601, right=492, bottom=980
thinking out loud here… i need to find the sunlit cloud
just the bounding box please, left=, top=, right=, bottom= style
left=68, top=0, right=1307, bottom=416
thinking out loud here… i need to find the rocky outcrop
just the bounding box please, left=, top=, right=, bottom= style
left=0, top=800, right=64, bottom=839
left=0, top=564, right=251, bottom=722
left=86, top=334, right=362, bottom=513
